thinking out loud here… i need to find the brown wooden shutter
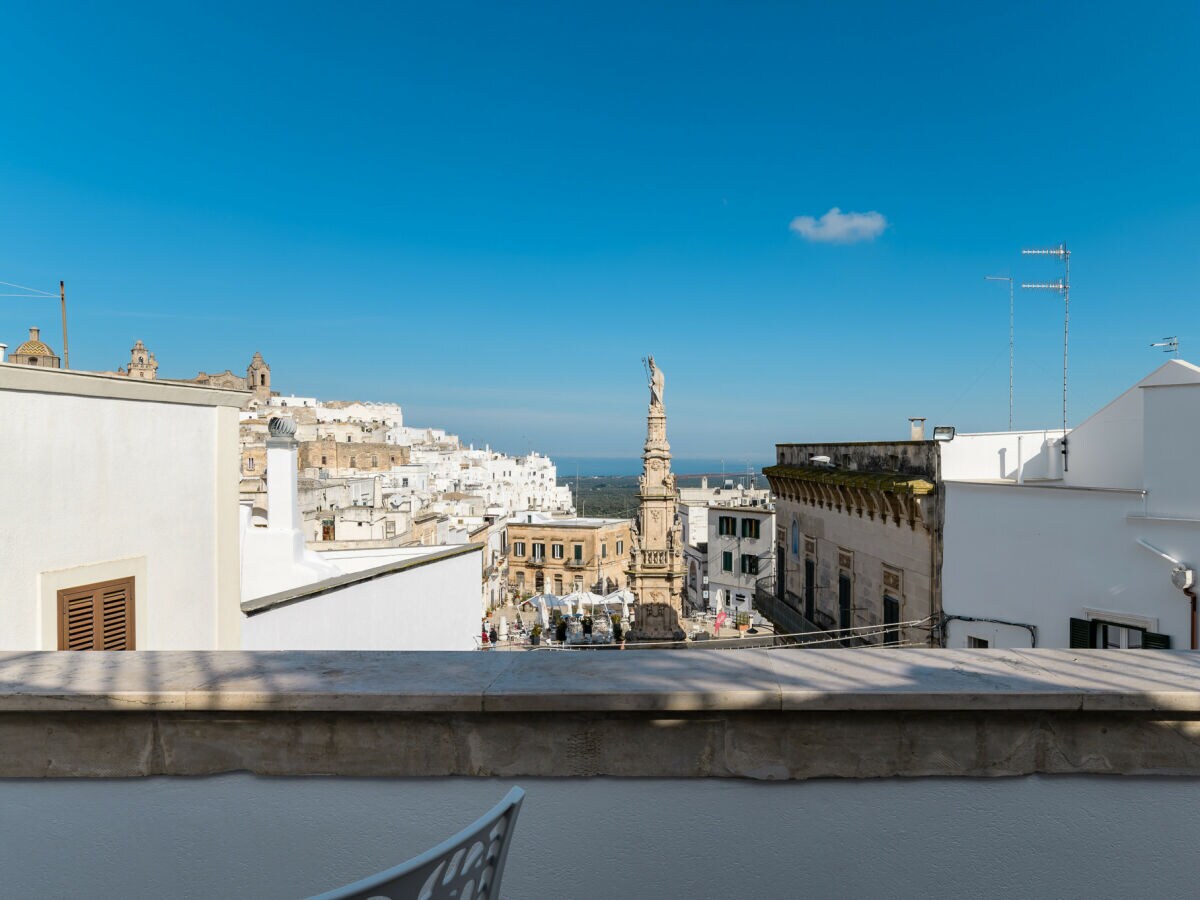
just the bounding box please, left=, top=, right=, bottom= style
left=60, top=591, right=97, bottom=651
left=57, top=578, right=135, bottom=651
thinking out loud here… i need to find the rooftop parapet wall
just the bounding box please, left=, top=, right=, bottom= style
left=775, top=441, right=937, bottom=477
left=1, top=649, right=1199, bottom=779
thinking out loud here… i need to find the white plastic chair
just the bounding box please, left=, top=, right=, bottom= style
left=310, top=787, right=525, bottom=900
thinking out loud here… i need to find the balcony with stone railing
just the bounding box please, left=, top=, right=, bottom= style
left=1, top=649, right=1199, bottom=897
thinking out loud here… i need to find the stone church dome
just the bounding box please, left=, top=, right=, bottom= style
left=15, top=327, right=53, bottom=357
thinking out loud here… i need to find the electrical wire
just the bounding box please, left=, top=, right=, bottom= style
left=0, top=280, right=56, bottom=297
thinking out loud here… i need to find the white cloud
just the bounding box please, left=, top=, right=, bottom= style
left=789, top=207, right=887, bottom=244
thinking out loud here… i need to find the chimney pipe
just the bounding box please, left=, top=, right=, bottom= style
left=265, top=416, right=300, bottom=532
left=908, top=417, right=927, bottom=441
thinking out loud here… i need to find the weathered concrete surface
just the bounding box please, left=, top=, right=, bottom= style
left=1, top=649, right=1199, bottom=778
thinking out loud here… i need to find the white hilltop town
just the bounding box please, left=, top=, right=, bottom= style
left=5, top=326, right=1200, bottom=657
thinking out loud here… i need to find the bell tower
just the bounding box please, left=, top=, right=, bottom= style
left=126, top=340, right=158, bottom=380
left=247, top=351, right=271, bottom=402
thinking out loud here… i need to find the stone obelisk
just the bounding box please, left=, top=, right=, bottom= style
left=627, top=356, right=687, bottom=642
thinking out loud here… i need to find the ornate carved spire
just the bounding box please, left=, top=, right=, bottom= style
left=628, top=356, right=686, bottom=641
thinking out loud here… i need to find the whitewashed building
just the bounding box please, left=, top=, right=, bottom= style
left=941, top=359, right=1200, bottom=650
left=766, top=359, right=1200, bottom=651
left=679, top=478, right=772, bottom=612
left=240, top=417, right=483, bottom=650
left=0, top=363, right=246, bottom=650
left=705, top=502, right=775, bottom=615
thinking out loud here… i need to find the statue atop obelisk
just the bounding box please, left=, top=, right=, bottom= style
left=628, top=356, right=687, bottom=642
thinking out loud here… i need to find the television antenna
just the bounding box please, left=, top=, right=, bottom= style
left=1021, top=242, right=1071, bottom=471
left=985, top=275, right=1015, bottom=430
left=1150, top=336, right=1179, bottom=356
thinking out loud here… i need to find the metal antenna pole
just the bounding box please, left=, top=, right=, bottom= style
left=986, top=275, right=1015, bottom=430
left=59, top=281, right=69, bottom=369
left=1063, top=250, right=1069, bottom=456
left=1022, top=242, right=1071, bottom=471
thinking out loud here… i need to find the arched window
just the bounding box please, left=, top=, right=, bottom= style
left=791, top=520, right=799, bottom=556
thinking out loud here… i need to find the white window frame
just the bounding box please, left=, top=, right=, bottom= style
left=1083, top=607, right=1157, bottom=632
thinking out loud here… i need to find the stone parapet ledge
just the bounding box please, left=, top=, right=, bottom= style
left=0, top=649, right=1198, bottom=779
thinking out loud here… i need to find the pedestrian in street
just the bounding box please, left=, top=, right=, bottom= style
left=489, top=625, right=499, bottom=646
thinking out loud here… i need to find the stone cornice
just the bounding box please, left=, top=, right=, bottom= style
left=764, top=465, right=935, bottom=528
left=764, top=465, right=935, bottom=496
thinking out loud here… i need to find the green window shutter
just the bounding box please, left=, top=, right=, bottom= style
left=1068, top=617, right=1093, bottom=649
left=1142, top=630, right=1172, bottom=649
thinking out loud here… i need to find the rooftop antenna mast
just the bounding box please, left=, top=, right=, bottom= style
left=985, top=275, right=1015, bottom=430
left=1151, top=336, right=1180, bottom=357
left=1021, top=242, right=1071, bottom=471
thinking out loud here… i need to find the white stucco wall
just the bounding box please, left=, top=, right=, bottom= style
left=940, top=430, right=1061, bottom=482
left=241, top=547, right=482, bottom=650
left=1142, top=383, right=1200, bottom=519
left=0, top=371, right=244, bottom=649
left=1, top=774, right=1196, bottom=899
left=1060, top=382, right=1143, bottom=489
left=942, top=482, right=1193, bottom=648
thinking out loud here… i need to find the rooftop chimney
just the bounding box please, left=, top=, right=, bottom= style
left=909, top=417, right=926, bottom=441
left=29, top=327, right=40, bottom=341
left=266, top=416, right=300, bottom=531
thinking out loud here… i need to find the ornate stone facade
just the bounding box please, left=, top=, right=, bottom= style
left=627, top=356, right=687, bottom=641
left=124, top=340, right=158, bottom=380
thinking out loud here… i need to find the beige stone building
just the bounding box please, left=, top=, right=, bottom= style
left=506, top=516, right=632, bottom=598
left=298, top=438, right=410, bottom=475
left=189, top=350, right=272, bottom=405
left=5, top=327, right=60, bottom=368
left=763, top=440, right=942, bottom=647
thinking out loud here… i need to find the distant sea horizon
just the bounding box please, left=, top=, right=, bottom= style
left=552, top=456, right=773, bottom=477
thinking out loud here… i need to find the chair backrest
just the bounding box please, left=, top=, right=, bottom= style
left=310, top=786, right=525, bottom=900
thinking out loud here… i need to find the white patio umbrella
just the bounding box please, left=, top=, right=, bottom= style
left=604, top=588, right=636, bottom=619
left=562, top=591, right=606, bottom=614
left=537, top=593, right=572, bottom=615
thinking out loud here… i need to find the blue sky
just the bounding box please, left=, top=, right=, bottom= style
left=2, top=2, right=1198, bottom=461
